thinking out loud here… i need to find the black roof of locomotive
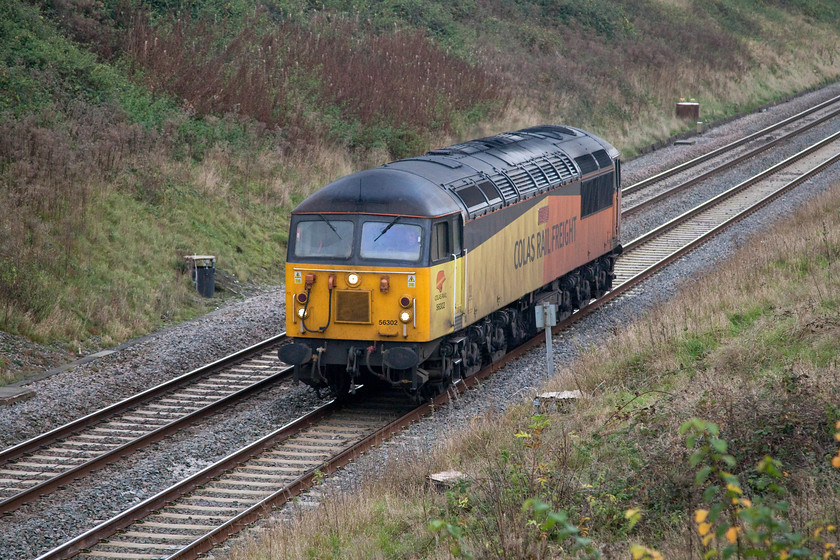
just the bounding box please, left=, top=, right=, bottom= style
left=292, top=125, right=619, bottom=221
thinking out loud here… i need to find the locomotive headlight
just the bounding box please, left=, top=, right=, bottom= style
left=297, top=308, right=308, bottom=319
left=399, top=310, right=411, bottom=323
left=346, top=273, right=360, bottom=287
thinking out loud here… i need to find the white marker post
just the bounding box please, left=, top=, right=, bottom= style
left=535, top=303, right=557, bottom=377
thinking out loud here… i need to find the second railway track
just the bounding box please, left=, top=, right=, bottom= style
left=0, top=334, right=292, bottom=515
left=622, top=92, right=840, bottom=217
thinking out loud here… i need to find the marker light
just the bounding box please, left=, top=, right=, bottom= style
left=296, top=293, right=308, bottom=304
left=399, top=311, right=411, bottom=323
left=297, top=308, right=308, bottom=318
left=399, top=296, right=411, bottom=308
left=347, top=273, right=360, bottom=287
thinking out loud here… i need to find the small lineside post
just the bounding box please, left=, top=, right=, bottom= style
left=535, top=303, right=557, bottom=378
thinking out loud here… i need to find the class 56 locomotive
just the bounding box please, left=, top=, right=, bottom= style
left=279, top=125, right=622, bottom=401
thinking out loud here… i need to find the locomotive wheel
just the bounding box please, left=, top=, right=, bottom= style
left=489, top=326, right=507, bottom=362
left=463, top=341, right=482, bottom=377
left=579, top=278, right=593, bottom=306
left=418, top=381, right=445, bottom=402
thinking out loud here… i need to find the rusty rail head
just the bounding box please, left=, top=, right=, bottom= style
left=622, top=93, right=840, bottom=195
left=0, top=333, right=288, bottom=465
left=623, top=105, right=840, bottom=218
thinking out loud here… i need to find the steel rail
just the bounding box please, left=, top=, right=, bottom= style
left=622, top=104, right=840, bottom=217
left=0, top=334, right=290, bottom=515
left=0, top=365, right=292, bottom=515
left=167, top=332, right=551, bottom=559
left=34, top=400, right=342, bottom=560
left=624, top=128, right=840, bottom=253
left=36, top=379, right=505, bottom=560
left=0, top=333, right=288, bottom=464
left=33, top=134, right=840, bottom=560
left=623, top=93, right=840, bottom=195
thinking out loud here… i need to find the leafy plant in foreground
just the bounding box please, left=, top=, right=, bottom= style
left=681, top=418, right=840, bottom=559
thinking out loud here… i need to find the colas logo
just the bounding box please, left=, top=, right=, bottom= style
left=436, top=270, right=446, bottom=293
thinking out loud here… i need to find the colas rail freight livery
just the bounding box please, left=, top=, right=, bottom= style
left=279, top=125, right=622, bottom=401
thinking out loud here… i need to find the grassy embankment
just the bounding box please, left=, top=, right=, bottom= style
left=2, top=0, right=840, bottom=383
left=226, top=172, right=840, bottom=558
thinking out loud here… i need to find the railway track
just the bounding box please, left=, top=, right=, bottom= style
left=0, top=334, right=292, bottom=516
left=30, top=127, right=840, bottom=560
left=39, top=391, right=418, bottom=560
left=622, top=92, right=840, bottom=217
left=611, top=129, right=840, bottom=292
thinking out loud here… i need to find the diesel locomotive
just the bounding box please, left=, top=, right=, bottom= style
left=279, top=125, right=622, bottom=399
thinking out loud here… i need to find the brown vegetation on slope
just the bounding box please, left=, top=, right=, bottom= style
left=125, top=13, right=507, bottom=152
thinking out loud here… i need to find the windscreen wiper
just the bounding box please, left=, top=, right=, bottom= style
left=374, top=216, right=401, bottom=242
left=317, top=214, right=341, bottom=239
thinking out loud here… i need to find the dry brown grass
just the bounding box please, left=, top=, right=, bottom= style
left=226, top=454, right=438, bottom=560
left=466, top=6, right=840, bottom=155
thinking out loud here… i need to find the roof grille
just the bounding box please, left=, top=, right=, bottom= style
left=574, top=154, right=599, bottom=175
left=523, top=162, right=550, bottom=191
left=593, top=149, right=612, bottom=168
left=489, top=174, right=518, bottom=202
left=505, top=168, right=537, bottom=197
left=545, top=154, right=577, bottom=182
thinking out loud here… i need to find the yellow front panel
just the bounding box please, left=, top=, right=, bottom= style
left=285, top=264, right=438, bottom=342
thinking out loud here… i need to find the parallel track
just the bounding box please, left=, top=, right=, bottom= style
left=0, top=335, right=292, bottom=515
left=622, top=94, right=840, bottom=219
left=36, top=130, right=840, bottom=560
left=623, top=92, right=840, bottom=196
left=614, top=130, right=840, bottom=289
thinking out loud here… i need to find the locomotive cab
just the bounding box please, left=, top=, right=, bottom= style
left=281, top=209, right=467, bottom=398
